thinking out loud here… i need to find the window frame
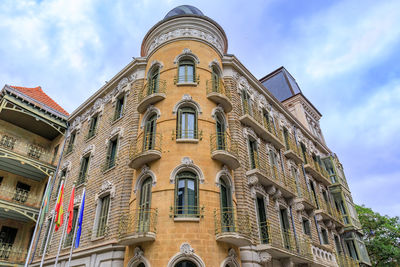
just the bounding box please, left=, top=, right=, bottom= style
left=113, top=94, right=125, bottom=121
left=177, top=106, right=198, bottom=140
left=77, top=155, right=90, bottom=185
left=105, top=137, right=118, bottom=170
left=96, top=194, right=111, bottom=237
left=178, top=59, right=196, bottom=83
left=87, top=114, right=99, bottom=139
left=174, top=171, right=199, bottom=218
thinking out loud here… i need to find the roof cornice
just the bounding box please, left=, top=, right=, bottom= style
left=2, top=85, right=68, bottom=121
left=222, top=55, right=330, bottom=154
left=69, top=57, right=147, bottom=120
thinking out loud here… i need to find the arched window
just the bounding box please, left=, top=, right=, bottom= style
left=220, top=178, right=233, bottom=232
left=175, top=260, right=197, bottom=267
left=148, top=67, right=160, bottom=94
left=138, top=177, right=152, bottom=232
left=175, top=171, right=198, bottom=217
left=177, top=107, right=197, bottom=139
left=137, top=263, right=145, bottom=267
left=211, top=66, right=220, bottom=92
left=241, top=89, right=252, bottom=116
left=215, top=112, right=226, bottom=150
left=144, top=114, right=157, bottom=150
left=178, top=59, right=195, bottom=83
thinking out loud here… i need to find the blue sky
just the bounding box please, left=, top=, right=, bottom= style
left=1, top=0, right=399, bottom=216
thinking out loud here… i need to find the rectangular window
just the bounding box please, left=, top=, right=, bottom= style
left=346, top=239, right=359, bottom=260
left=66, top=132, right=76, bottom=154
left=283, top=128, right=290, bottom=150
left=334, top=234, right=342, bottom=254
left=87, top=115, right=98, bottom=139
left=114, top=95, right=125, bottom=121
left=269, top=150, right=278, bottom=179
left=77, top=156, right=90, bottom=185
left=321, top=227, right=329, bottom=244
left=279, top=208, right=292, bottom=249
left=97, top=195, right=110, bottom=237
left=256, top=197, right=269, bottom=244
left=64, top=207, right=78, bottom=247
left=300, top=143, right=307, bottom=163
left=105, top=138, right=118, bottom=169
left=302, top=218, right=311, bottom=237
left=14, top=182, right=31, bottom=203
left=248, top=140, right=258, bottom=169
left=51, top=145, right=59, bottom=165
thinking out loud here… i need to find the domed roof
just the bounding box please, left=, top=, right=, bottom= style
left=164, top=5, right=204, bottom=19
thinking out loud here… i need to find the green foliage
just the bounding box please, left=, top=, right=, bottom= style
left=355, top=204, right=400, bottom=266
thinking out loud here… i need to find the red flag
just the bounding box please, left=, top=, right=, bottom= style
left=67, top=185, right=75, bottom=234
left=54, top=183, right=64, bottom=231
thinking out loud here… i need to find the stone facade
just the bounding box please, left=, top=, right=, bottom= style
left=28, top=5, right=370, bottom=267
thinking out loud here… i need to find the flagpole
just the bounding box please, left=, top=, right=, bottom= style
left=26, top=126, right=70, bottom=266
left=39, top=210, right=55, bottom=267
left=53, top=212, right=68, bottom=267
left=24, top=175, right=53, bottom=267
left=66, top=188, right=85, bottom=267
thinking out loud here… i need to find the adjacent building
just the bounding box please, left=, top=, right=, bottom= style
left=27, top=5, right=370, bottom=267
left=0, top=85, right=68, bottom=266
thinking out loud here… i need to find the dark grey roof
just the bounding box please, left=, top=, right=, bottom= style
left=260, top=67, right=302, bottom=102
left=164, top=5, right=204, bottom=19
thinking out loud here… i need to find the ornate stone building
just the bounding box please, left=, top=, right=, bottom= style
left=0, top=85, right=67, bottom=266
left=28, top=5, right=370, bottom=267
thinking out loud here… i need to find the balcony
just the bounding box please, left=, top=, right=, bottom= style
left=336, top=254, right=360, bottom=267
left=239, top=102, right=284, bottom=149
left=0, top=132, right=54, bottom=165
left=246, top=155, right=297, bottom=200
left=257, top=220, right=313, bottom=264
left=137, top=79, right=166, bottom=113
left=214, top=208, right=252, bottom=246
left=283, top=135, right=303, bottom=164
left=129, top=132, right=162, bottom=169
left=315, top=196, right=344, bottom=227
left=118, top=208, right=158, bottom=245
left=294, top=181, right=317, bottom=211
left=0, top=242, right=26, bottom=265
left=304, top=154, right=330, bottom=185
left=210, top=133, right=240, bottom=169
left=311, top=244, right=340, bottom=267
left=0, top=186, right=41, bottom=209
left=206, top=79, right=232, bottom=112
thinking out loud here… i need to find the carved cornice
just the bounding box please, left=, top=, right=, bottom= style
left=141, top=16, right=228, bottom=57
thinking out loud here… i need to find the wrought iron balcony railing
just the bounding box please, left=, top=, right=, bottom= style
left=118, top=208, right=158, bottom=245
left=0, top=186, right=41, bottom=208
left=206, top=79, right=231, bottom=100
left=304, top=153, right=330, bottom=183
left=0, top=242, right=26, bottom=263
left=316, top=195, right=344, bottom=224
left=209, top=132, right=240, bottom=169
left=336, top=253, right=360, bottom=267
left=0, top=132, right=53, bottom=164
left=214, top=207, right=252, bottom=246
left=138, top=79, right=167, bottom=103
left=129, top=132, right=162, bottom=169
left=170, top=205, right=204, bottom=219
left=174, top=74, right=200, bottom=85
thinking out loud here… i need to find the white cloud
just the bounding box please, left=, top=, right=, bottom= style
left=294, top=0, right=400, bottom=79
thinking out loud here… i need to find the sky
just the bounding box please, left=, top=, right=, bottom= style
left=0, top=0, right=399, bottom=217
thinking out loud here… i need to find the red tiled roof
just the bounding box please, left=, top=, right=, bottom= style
left=10, top=85, right=69, bottom=116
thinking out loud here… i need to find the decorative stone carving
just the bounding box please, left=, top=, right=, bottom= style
left=108, top=126, right=124, bottom=141
left=134, top=165, right=157, bottom=193
left=129, top=72, right=138, bottom=82
left=180, top=243, right=194, bottom=256
left=118, top=77, right=129, bottom=90
left=95, top=180, right=115, bottom=201
left=82, top=144, right=95, bottom=156
left=133, top=247, right=144, bottom=259
left=172, top=94, right=202, bottom=114
left=294, top=203, right=305, bottom=212
left=228, top=248, right=237, bottom=259
left=147, top=27, right=224, bottom=56
left=170, top=157, right=204, bottom=184
left=61, top=160, right=71, bottom=172
left=174, top=48, right=200, bottom=64
left=315, top=214, right=323, bottom=222
left=258, top=251, right=272, bottom=265
left=148, top=60, right=164, bottom=72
